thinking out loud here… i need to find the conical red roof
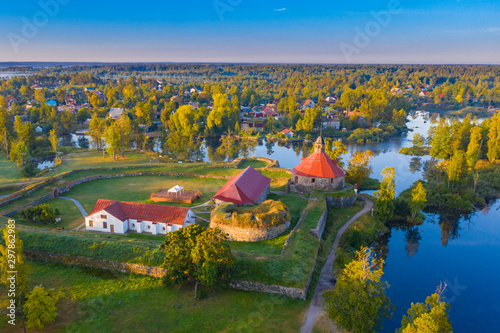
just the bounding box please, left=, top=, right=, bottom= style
left=213, top=166, right=271, bottom=205
left=292, top=152, right=346, bottom=178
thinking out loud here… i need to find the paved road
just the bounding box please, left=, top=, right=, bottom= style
left=301, top=196, right=374, bottom=333
left=57, top=197, right=88, bottom=231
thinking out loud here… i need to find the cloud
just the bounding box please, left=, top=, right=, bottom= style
left=484, top=27, right=500, bottom=32
left=274, top=8, right=286, bottom=12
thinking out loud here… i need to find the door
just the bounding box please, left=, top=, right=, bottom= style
left=110, top=225, right=114, bottom=233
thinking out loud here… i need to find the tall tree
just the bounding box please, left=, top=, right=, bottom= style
left=374, top=167, right=396, bottom=221
left=49, top=129, right=59, bottom=160
left=346, top=150, right=374, bottom=187
left=24, top=285, right=60, bottom=330
left=487, top=113, right=500, bottom=163
left=410, top=182, right=427, bottom=218
left=325, top=247, right=394, bottom=333
left=446, top=150, right=467, bottom=187
left=88, top=115, right=107, bottom=155
left=0, top=227, right=29, bottom=305
left=399, top=284, right=452, bottom=333
left=162, top=225, right=235, bottom=298
left=466, top=126, right=483, bottom=169
left=115, top=114, right=133, bottom=157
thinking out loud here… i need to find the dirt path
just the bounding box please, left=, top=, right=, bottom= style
left=301, top=196, right=373, bottom=333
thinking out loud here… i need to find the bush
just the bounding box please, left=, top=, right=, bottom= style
left=21, top=163, right=39, bottom=178
left=19, top=203, right=56, bottom=224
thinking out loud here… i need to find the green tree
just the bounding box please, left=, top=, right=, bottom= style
left=410, top=182, right=427, bottom=218
left=49, top=129, right=59, bottom=160
left=399, top=284, right=452, bottom=333
left=346, top=151, right=374, bottom=187
left=392, top=109, right=407, bottom=126
left=10, top=141, right=29, bottom=167
left=216, top=133, right=238, bottom=162
left=429, top=119, right=452, bottom=159
left=325, top=138, right=347, bottom=167
left=325, top=247, right=394, bottom=333
left=412, top=133, right=425, bottom=154
left=162, top=225, right=235, bottom=298
left=24, top=285, right=60, bottom=330
left=115, top=114, right=133, bottom=157
left=446, top=150, right=467, bottom=187
left=466, top=126, right=483, bottom=169
left=105, top=123, right=120, bottom=160
left=76, top=108, right=89, bottom=127
left=88, top=115, right=107, bottom=155
left=206, top=94, right=239, bottom=135
left=169, top=105, right=201, bottom=137
left=487, top=113, right=500, bottom=163
left=374, top=167, right=396, bottom=221
left=58, top=110, right=75, bottom=135
left=0, top=227, right=29, bottom=301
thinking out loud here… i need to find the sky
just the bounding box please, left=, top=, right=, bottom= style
left=0, top=0, right=499, bottom=64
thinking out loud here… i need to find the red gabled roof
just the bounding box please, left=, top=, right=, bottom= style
left=86, top=199, right=189, bottom=225
left=292, top=152, right=346, bottom=178
left=213, top=166, right=271, bottom=205
left=281, top=128, right=290, bottom=134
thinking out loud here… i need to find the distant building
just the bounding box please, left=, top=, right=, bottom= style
left=391, top=87, right=403, bottom=95
left=241, top=121, right=265, bottom=132
left=85, top=199, right=195, bottom=235
left=170, top=95, right=182, bottom=103
left=300, top=99, right=315, bottom=109
left=188, top=101, right=199, bottom=109
left=46, top=100, right=58, bottom=107
left=325, top=96, right=337, bottom=104
left=108, top=108, right=125, bottom=120
left=213, top=167, right=271, bottom=206
left=322, top=116, right=341, bottom=130
left=281, top=128, right=294, bottom=139
left=35, top=126, right=43, bottom=133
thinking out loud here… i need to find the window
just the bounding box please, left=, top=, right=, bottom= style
left=101, top=214, right=107, bottom=219
left=103, top=222, right=107, bottom=229
left=163, top=227, right=166, bottom=231
left=132, top=224, right=135, bottom=227
left=311, top=178, right=315, bottom=183
left=294, top=176, right=298, bottom=182
left=331, top=178, right=334, bottom=183
left=148, top=225, right=151, bottom=229
left=89, top=220, right=93, bottom=227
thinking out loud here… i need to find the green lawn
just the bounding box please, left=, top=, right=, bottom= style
left=238, top=159, right=268, bottom=169
left=0, top=261, right=307, bottom=333
left=11, top=198, right=84, bottom=230
left=45, top=151, right=158, bottom=176
left=60, top=175, right=228, bottom=213
left=0, top=154, right=22, bottom=186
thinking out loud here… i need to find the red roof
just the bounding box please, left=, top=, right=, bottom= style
left=213, top=166, right=271, bottom=205
left=281, top=129, right=290, bottom=134
left=86, top=199, right=189, bottom=225
left=292, top=152, right=346, bottom=178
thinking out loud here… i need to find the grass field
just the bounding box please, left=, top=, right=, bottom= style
left=0, top=261, right=307, bottom=333
left=45, top=151, right=158, bottom=176
left=0, top=154, right=23, bottom=186
left=60, top=175, right=228, bottom=213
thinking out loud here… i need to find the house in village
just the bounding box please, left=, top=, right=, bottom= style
left=213, top=166, right=271, bottom=206
left=46, top=100, right=58, bottom=107
left=322, top=115, right=341, bottom=130
left=35, top=126, right=44, bottom=133
left=85, top=199, right=195, bottom=235
left=287, top=137, right=346, bottom=193
left=281, top=128, right=294, bottom=139
left=241, top=121, right=265, bottom=132
left=170, top=95, right=182, bottom=103
left=300, top=99, right=315, bottom=109
left=108, top=108, right=125, bottom=120
left=188, top=101, right=199, bottom=109
left=325, top=96, right=337, bottom=105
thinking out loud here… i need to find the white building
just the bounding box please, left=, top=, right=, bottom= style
left=35, top=126, right=43, bottom=133
left=108, top=108, right=125, bottom=120
left=85, top=199, right=195, bottom=235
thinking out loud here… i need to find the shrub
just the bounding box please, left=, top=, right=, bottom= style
left=21, top=163, right=39, bottom=178
left=19, top=203, right=56, bottom=224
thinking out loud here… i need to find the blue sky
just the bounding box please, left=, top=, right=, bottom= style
left=0, top=0, right=499, bottom=64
